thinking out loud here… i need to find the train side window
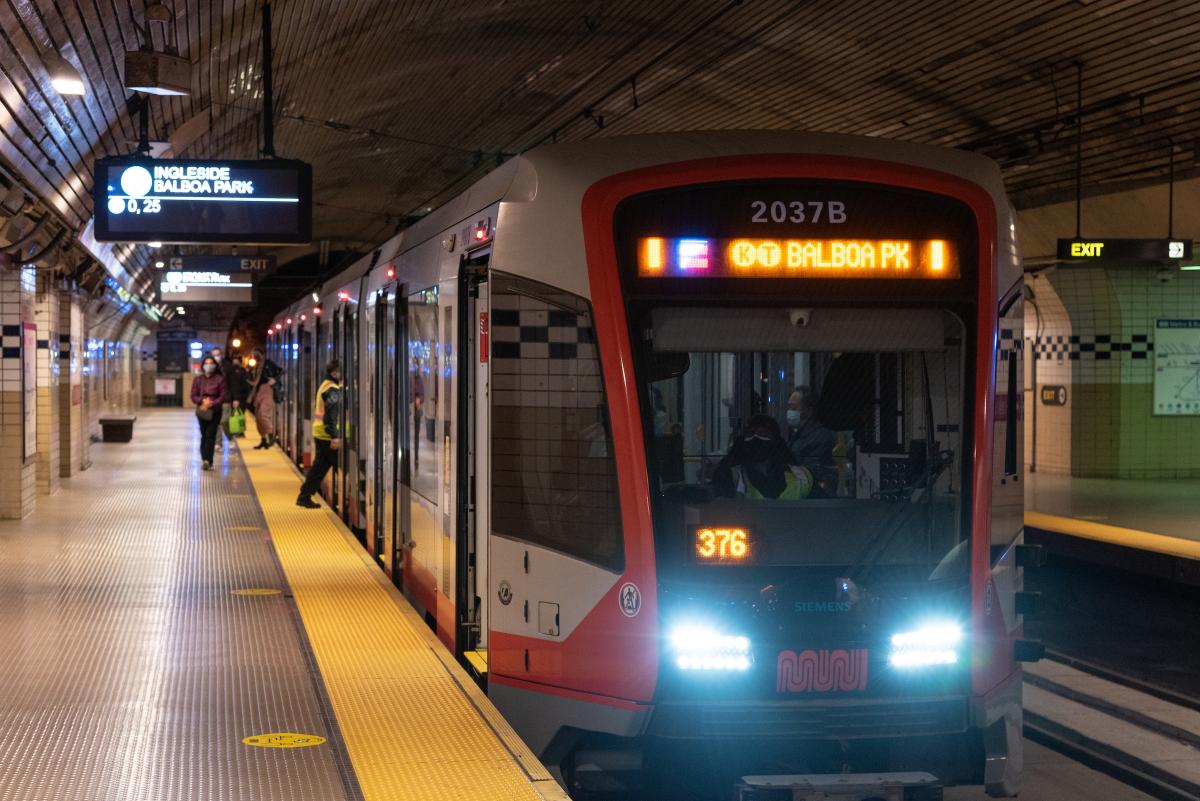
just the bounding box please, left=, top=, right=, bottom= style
left=490, top=274, right=625, bottom=572
left=408, top=286, right=440, bottom=502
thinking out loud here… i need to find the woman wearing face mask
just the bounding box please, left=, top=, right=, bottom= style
left=191, top=355, right=228, bottom=470
left=713, top=414, right=813, bottom=500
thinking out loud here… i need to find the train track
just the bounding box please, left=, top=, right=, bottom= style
left=1023, top=651, right=1200, bottom=801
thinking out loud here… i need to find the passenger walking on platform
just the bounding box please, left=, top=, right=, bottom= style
left=248, top=348, right=282, bottom=449
left=210, top=347, right=229, bottom=452
left=297, top=360, right=344, bottom=509
left=191, top=356, right=228, bottom=471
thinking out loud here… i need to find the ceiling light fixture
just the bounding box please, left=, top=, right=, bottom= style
left=44, top=50, right=85, bottom=96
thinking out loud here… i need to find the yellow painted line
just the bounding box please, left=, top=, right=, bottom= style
left=227, top=525, right=263, bottom=532
left=240, top=420, right=568, bottom=801
left=1026, top=511, right=1200, bottom=561
left=243, top=732, right=326, bottom=748
left=465, top=650, right=488, bottom=675
left=232, top=588, right=282, bottom=596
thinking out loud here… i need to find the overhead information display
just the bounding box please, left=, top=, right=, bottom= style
left=638, top=237, right=958, bottom=279
left=158, top=256, right=256, bottom=303
left=1154, top=319, right=1200, bottom=416
left=1057, top=238, right=1193, bottom=262
left=93, top=157, right=312, bottom=244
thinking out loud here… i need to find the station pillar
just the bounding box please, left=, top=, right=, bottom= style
left=0, top=266, right=39, bottom=519
left=34, top=273, right=60, bottom=496
left=58, top=292, right=86, bottom=477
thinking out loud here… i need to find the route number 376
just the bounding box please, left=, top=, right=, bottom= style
left=751, top=200, right=846, bottom=224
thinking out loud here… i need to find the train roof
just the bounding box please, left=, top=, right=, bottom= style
left=301, top=131, right=1015, bottom=308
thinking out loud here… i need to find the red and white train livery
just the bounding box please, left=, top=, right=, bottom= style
left=269, top=131, right=1037, bottom=796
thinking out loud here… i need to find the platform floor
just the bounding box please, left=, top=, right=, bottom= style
left=0, top=410, right=563, bottom=801
left=1025, top=473, right=1200, bottom=559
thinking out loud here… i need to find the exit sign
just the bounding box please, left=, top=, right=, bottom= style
left=1057, top=238, right=1193, bottom=262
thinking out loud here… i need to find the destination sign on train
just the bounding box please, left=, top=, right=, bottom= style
left=638, top=237, right=959, bottom=279
left=1056, top=238, right=1193, bottom=262
left=93, top=157, right=312, bottom=245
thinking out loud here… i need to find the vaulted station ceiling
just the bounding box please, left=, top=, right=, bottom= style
left=1, top=0, right=1197, bottom=310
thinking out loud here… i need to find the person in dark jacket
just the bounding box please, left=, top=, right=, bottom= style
left=191, top=355, right=228, bottom=471
left=297, top=360, right=344, bottom=508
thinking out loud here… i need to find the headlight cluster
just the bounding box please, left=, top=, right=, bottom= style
left=888, top=621, right=963, bottom=668
left=668, top=624, right=752, bottom=671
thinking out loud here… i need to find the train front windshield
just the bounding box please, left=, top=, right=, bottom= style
left=642, top=305, right=967, bottom=588
left=614, top=178, right=981, bottom=600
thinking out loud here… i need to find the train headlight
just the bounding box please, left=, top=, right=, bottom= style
left=888, top=621, right=963, bottom=668
left=668, top=624, right=752, bottom=671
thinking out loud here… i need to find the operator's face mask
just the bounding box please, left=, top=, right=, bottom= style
left=203, top=364, right=216, bottom=375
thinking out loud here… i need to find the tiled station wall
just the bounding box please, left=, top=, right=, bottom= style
left=0, top=266, right=145, bottom=519
left=1026, top=266, right=1200, bottom=479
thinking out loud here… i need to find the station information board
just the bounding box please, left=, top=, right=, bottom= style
left=157, top=255, right=261, bottom=304
left=93, top=158, right=312, bottom=245
left=1154, top=319, right=1200, bottom=416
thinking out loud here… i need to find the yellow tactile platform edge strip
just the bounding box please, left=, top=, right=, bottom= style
left=1026, top=511, right=1200, bottom=561
left=240, top=423, right=570, bottom=801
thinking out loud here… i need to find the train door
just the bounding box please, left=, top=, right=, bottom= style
left=364, top=294, right=381, bottom=561
left=283, top=326, right=296, bottom=457
left=371, top=287, right=403, bottom=577
left=298, top=324, right=313, bottom=468
left=329, top=311, right=341, bottom=512
left=458, top=259, right=489, bottom=660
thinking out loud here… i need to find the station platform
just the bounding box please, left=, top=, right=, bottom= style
left=0, top=409, right=567, bottom=801
left=1025, top=473, right=1200, bottom=579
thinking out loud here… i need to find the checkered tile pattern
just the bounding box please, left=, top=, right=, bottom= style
left=999, top=327, right=1020, bottom=361
left=1, top=325, right=18, bottom=360
left=490, top=307, right=595, bottom=361
left=1034, top=334, right=1154, bottom=361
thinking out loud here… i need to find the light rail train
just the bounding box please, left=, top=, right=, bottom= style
left=267, top=131, right=1037, bottom=797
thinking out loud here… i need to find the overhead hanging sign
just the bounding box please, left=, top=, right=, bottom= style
left=154, top=255, right=272, bottom=304
left=1057, top=238, right=1193, bottom=262
left=162, top=255, right=276, bottom=273
left=93, top=157, right=312, bottom=245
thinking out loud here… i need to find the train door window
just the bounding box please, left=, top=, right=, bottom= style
left=489, top=274, right=624, bottom=571
left=408, top=287, right=440, bottom=503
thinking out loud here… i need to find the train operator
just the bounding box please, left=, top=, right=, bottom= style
left=297, top=360, right=345, bottom=509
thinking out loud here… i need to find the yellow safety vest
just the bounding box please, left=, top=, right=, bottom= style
left=312, top=379, right=341, bottom=440
left=733, top=465, right=813, bottom=500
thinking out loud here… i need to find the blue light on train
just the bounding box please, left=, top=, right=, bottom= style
left=888, top=620, right=963, bottom=668
left=668, top=622, right=752, bottom=671
left=677, top=239, right=710, bottom=271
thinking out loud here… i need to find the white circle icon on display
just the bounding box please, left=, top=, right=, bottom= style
left=107, top=197, right=126, bottom=215
left=119, top=165, right=152, bottom=198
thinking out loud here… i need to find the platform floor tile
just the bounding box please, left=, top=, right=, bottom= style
left=241, top=421, right=568, bottom=801
left=0, top=410, right=358, bottom=801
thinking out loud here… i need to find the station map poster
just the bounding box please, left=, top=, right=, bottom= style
left=1153, top=319, right=1200, bottom=416
left=22, top=323, right=36, bottom=461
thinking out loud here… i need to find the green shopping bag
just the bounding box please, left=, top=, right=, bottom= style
left=229, top=408, right=246, bottom=435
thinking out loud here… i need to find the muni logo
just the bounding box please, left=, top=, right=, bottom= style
left=776, top=649, right=869, bottom=693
